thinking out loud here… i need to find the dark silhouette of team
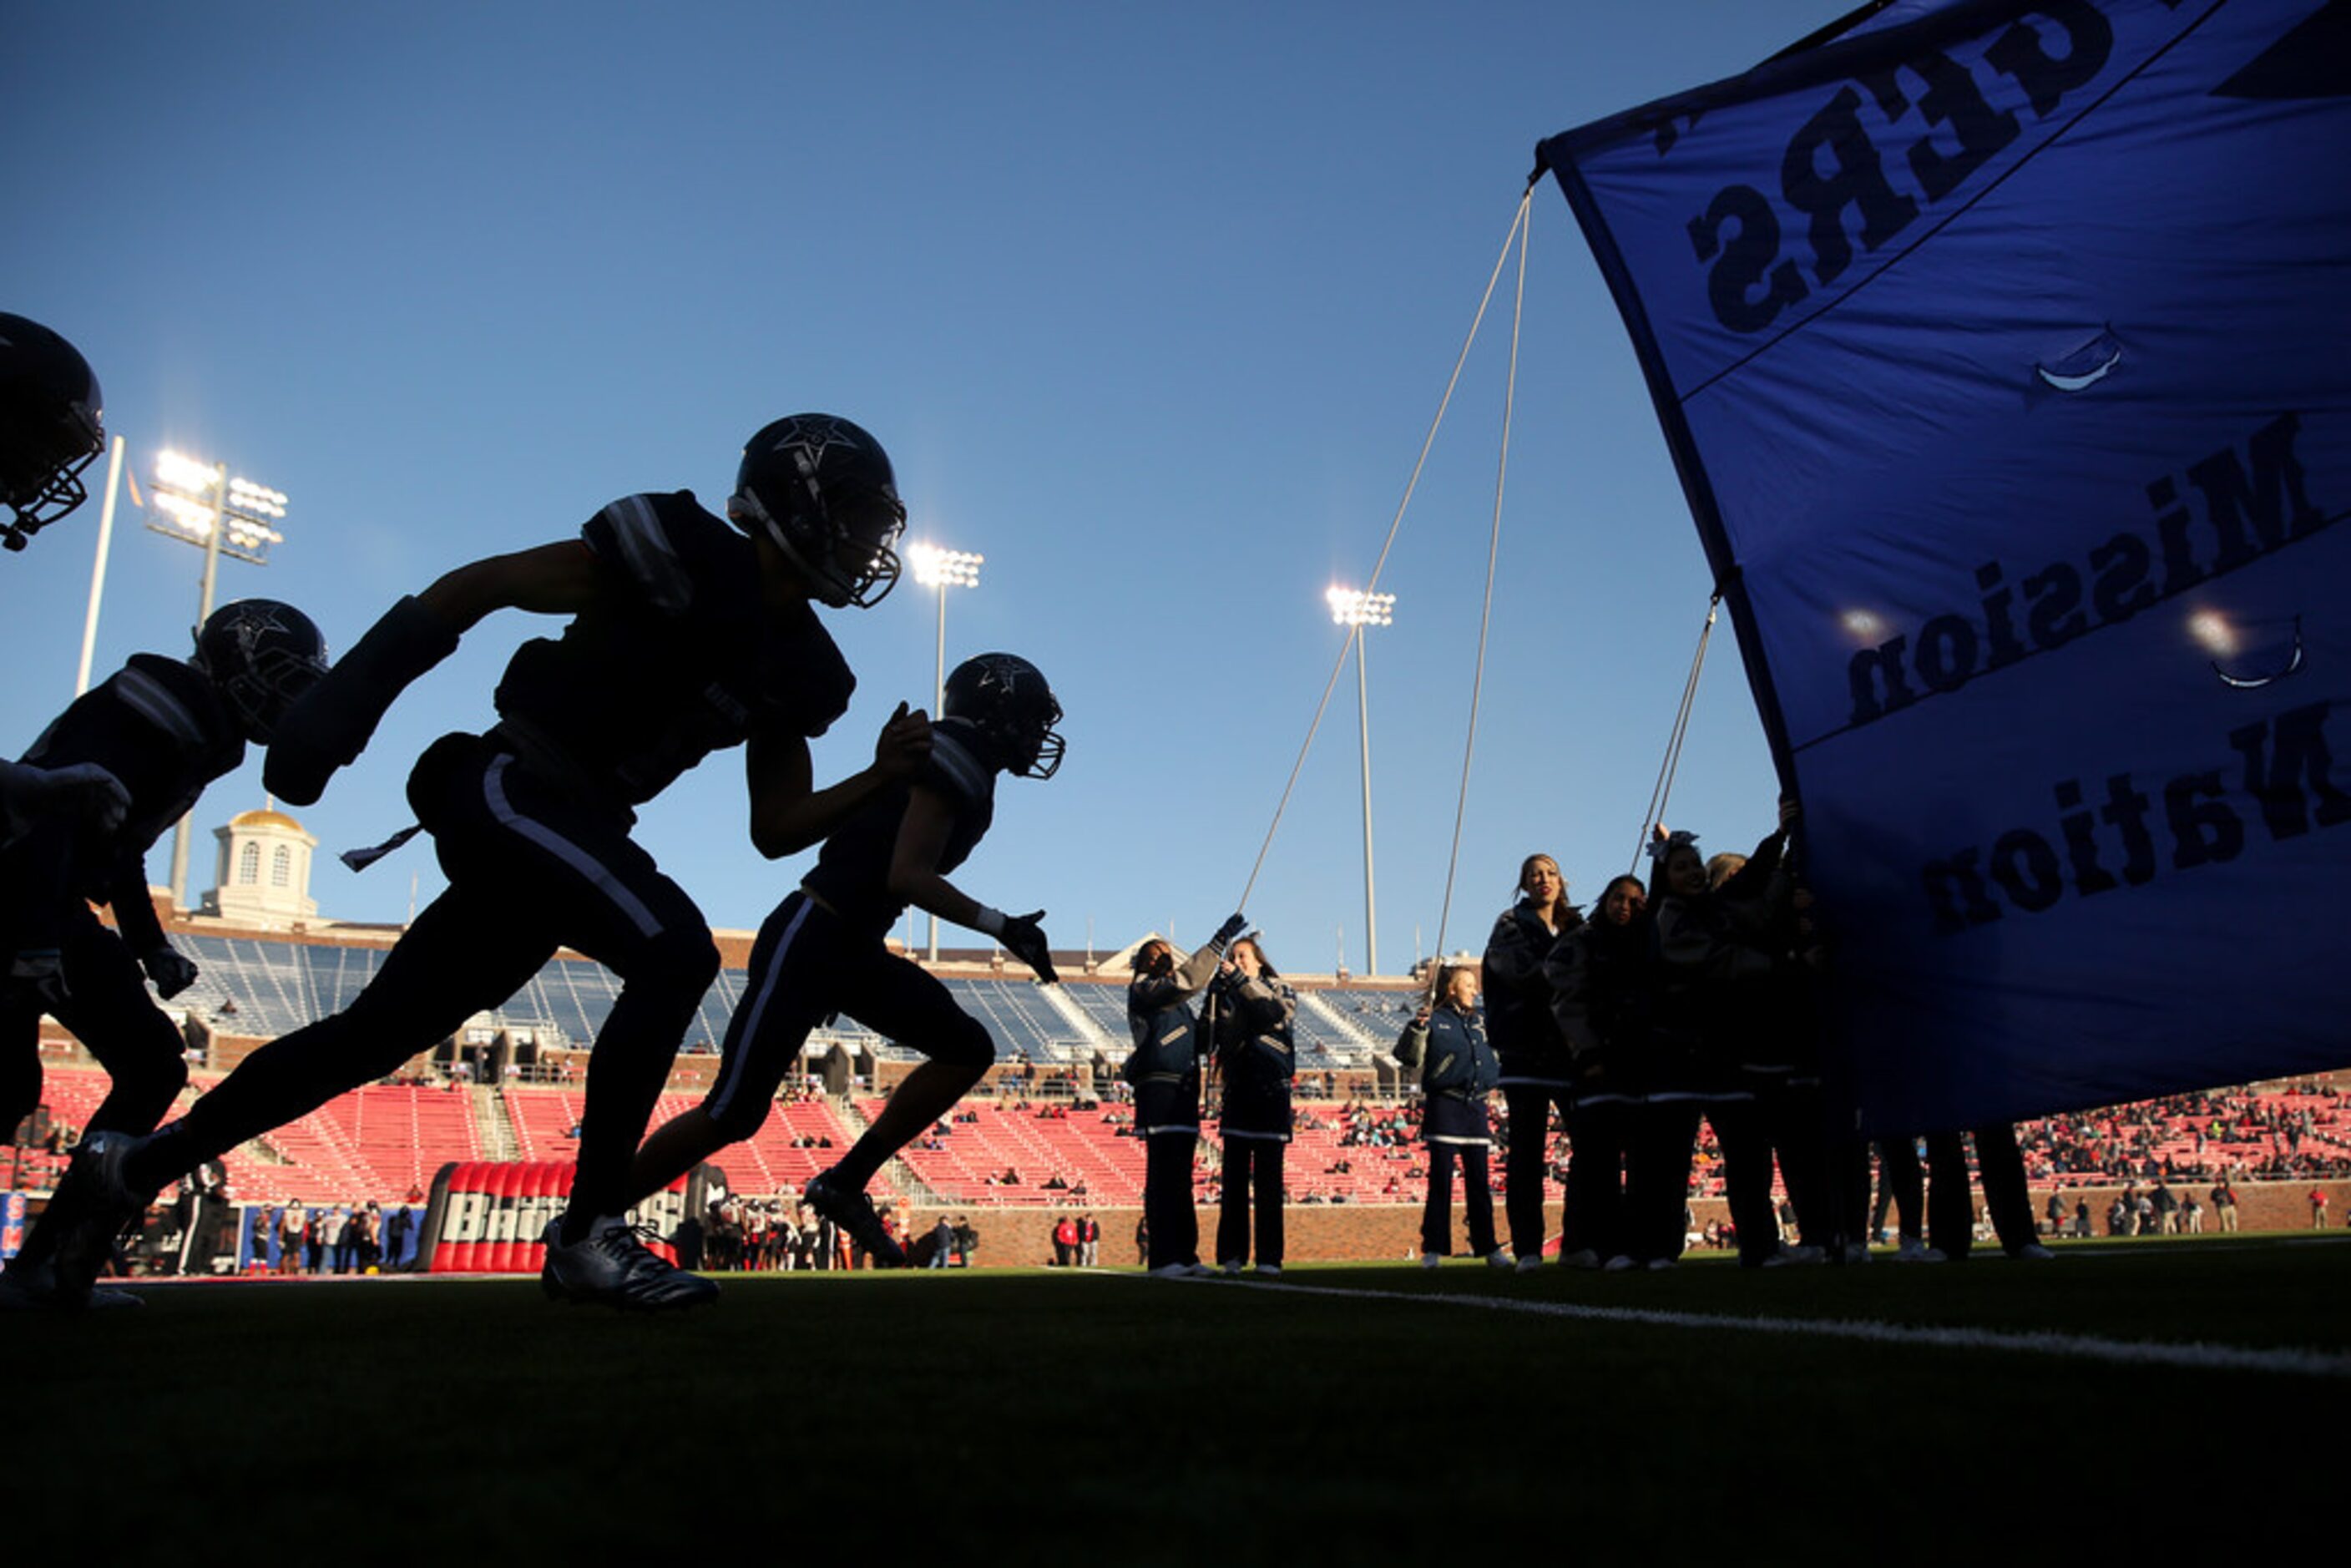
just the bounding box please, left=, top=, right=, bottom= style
left=2, top=326, right=1065, bottom=1310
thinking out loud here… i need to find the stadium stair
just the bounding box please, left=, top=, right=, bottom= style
left=473, top=1085, right=518, bottom=1161
left=1297, top=990, right=1379, bottom=1058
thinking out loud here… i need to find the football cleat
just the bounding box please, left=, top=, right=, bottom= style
left=804, top=1171, right=906, bottom=1267
left=48, top=1130, right=158, bottom=1297
left=0, top=1256, right=143, bottom=1312
left=540, top=1216, right=718, bottom=1311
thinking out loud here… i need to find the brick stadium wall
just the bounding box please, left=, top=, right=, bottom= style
left=897, top=1201, right=1579, bottom=1269
left=908, top=1180, right=2351, bottom=1267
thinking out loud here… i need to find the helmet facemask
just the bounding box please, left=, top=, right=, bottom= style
left=1006, top=698, right=1065, bottom=780
left=194, top=600, right=331, bottom=745
left=0, top=365, right=103, bottom=549
left=222, top=648, right=329, bottom=743
left=943, top=653, right=1064, bottom=779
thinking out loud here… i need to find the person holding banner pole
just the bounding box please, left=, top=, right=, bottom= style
left=1125, top=914, right=1247, bottom=1277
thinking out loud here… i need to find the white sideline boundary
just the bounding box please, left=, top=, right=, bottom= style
left=1125, top=1274, right=2351, bottom=1380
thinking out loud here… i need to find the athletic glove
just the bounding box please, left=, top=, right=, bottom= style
left=139, top=946, right=200, bottom=1000
left=1211, top=912, right=1248, bottom=951
left=265, top=595, right=460, bottom=805
left=999, top=910, right=1058, bottom=985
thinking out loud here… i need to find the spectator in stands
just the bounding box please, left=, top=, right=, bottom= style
left=58, top=416, right=923, bottom=1313
left=1126, top=915, right=1248, bottom=1277
left=1484, top=856, right=1583, bottom=1272
left=1398, top=960, right=1507, bottom=1268
left=624, top=654, right=1066, bottom=1272
left=1212, top=935, right=1297, bottom=1277
left=0, top=601, right=330, bottom=1312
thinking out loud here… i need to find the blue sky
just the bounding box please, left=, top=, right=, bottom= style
left=5, top=1, right=1854, bottom=972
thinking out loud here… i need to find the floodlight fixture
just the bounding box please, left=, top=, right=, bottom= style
left=910, top=541, right=983, bottom=590
left=1327, top=584, right=1396, bottom=628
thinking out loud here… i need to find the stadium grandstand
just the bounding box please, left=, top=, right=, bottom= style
left=8, top=808, right=2349, bottom=1272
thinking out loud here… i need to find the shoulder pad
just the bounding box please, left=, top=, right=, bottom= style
left=109, top=655, right=229, bottom=751
left=582, top=492, right=733, bottom=615
left=925, top=721, right=993, bottom=808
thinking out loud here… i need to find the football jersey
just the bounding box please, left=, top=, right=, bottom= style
left=801, top=718, right=996, bottom=940
left=493, top=491, right=854, bottom=806
left=18, top=653, right=245, bottom=869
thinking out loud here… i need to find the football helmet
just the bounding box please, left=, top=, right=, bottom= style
left=727, top=414, right=904, bottom=609
left=0, top=313, right=105, bottom=551
left=943, top=652, right=1064, bottom=779
left=193, top=599, right=331, bottom=744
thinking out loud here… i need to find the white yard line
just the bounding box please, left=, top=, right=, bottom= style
left=1130, top=1274, right=2351, bottom=1379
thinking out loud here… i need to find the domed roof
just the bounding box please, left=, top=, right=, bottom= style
left=229, top=807, right=305, bottom=832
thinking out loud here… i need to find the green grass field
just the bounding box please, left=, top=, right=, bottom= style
left=18, top=1235, right=2343, bottom=1565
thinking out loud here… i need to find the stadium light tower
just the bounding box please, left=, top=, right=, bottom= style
left=1327, top=584, right=1395, bottom=977
left=909, top=541, right=983, bottom=963
left=148, top=448, right=290, bottom=908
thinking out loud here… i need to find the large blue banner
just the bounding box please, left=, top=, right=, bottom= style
left=1540, top=0, right=2351, bottom=1132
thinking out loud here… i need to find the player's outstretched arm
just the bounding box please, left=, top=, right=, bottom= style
left=265, top=541, right=605, bottom=805
left=887, top=783, right=1056, bottom=982
left=746, top=701, right=931, bottom=859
